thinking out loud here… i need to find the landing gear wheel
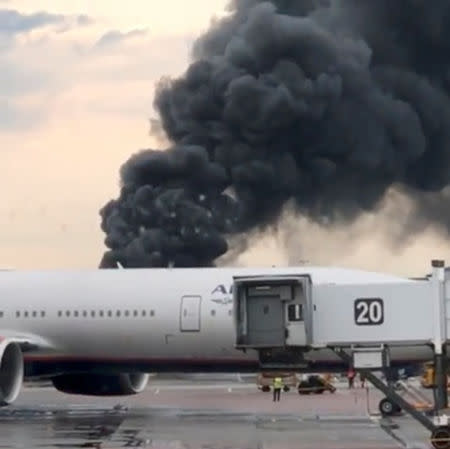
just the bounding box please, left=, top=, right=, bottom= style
left=431, top=426, right=450, bottom=449
left=379, top=398, right=400, bottom=416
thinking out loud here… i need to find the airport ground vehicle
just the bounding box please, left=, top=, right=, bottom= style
left=420, top=362, right=450, bottom=389
left=297, top=374, right=336, bottom=395
left=256, top=372, right=297, bottom=392
left=257, top=372, right=336, bottom=395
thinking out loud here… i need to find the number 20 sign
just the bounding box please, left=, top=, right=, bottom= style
left=354, top=298, right=384, bottom=326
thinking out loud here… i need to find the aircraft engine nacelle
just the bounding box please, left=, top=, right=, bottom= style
left=0, top=340, right=24, bottom=406
left=51, top=373, right=149, bottom=396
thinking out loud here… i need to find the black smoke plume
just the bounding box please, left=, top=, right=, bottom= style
left=99, top=0, right=450, bottom=268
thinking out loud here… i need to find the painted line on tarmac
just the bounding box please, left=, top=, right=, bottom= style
left=374, top=416, right=407, bottom=449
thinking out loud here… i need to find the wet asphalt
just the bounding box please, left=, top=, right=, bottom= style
left=0, top=377, right=434, bottom=449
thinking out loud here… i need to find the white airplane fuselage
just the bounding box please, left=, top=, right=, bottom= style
left=0, top=266, right=435, bottom=379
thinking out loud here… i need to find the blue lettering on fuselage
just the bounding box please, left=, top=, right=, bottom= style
left=211, top=284, right=233, bottom=295
left=211, top=284, right=233, bottom=305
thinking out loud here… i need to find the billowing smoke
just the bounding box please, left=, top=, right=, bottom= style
left=99, top=0, right=450, bottom=268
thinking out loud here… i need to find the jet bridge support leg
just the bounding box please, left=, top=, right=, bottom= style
left=332, top=348, right=450, bottom=449
left=435, top=347, right=448, bottom=412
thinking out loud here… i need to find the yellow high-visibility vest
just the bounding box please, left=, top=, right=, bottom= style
left=273, top=377, right=283, bottom=389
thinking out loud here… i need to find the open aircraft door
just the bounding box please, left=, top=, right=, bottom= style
left=244, top=287, right=285, bottom=347
left=232, top=274, right=312, bottom=369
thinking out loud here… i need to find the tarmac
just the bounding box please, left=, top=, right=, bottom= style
left=0, top=375, right=435, bottom=449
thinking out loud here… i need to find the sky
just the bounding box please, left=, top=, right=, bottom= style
left=0, top=0, right=228, bottom=270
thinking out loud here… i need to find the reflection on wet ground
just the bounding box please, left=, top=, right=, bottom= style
left=0, top=407, right=136, bottom=448
left=0, top=407, right=401, bottom=449
left=0, top=381, right=431, bottom=448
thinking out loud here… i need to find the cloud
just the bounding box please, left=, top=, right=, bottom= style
left=94, top=28, right=148, bottom=48
left=0, top=8, right=94, bottom=40
left=0, top=18, right=190, bottom=135
left=0, top=9, right=65, bottom=35
left=0, top=61, right=49, bottom=97
left=0, top=97, right=41, bottom=131
left=0, top=6, right=194, bottom=130
left=76, top=14, right=92, bottom=27
left=0, top=9, right=67, bottom=130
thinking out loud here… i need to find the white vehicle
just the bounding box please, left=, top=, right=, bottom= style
left=0, top=266, right=437, bottom=406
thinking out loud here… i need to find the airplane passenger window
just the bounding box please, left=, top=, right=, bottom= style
left=83, top=311, right=87, bottom=317
left=58, top=311, right=62, bottom=317
left=16, top=311, right=20, bottom=318
left=142, top=310, right=146, bottom=317
left=150, top=310, right=155, bottom=317
left=66, top=311, right=70, bottom=317
left=107, top=310, right=112, bottom=317
left=24, top=311, right=28, bottom=318
left=228, top=309, right=232, bottom=316
left=116, top=310, right=121, bottom=317
left=40, top=311, right=45, bottom=317
left=124, top=310, right=130, bottom=317
left=211, top=310, right=216, bottom=316
left=133, top=310, right=138, bottom=317
left=91, top=311, right=95, bottom=317
left=99, top=310, right=104, bottom=317
left=32, top=311, right=37, bottom=318
left=74, top=311, right=79, bottom=317
left=0, top=311, right=3, bottom=318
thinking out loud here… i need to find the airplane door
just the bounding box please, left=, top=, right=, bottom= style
left=247, top=295, right=285, bottom=346
left=180, top=295, right=201, bottom=332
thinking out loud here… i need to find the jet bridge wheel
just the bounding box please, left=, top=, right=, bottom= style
left=431, top=426, right=450, bottom=449
left=379, top=398, right=401, bottom=416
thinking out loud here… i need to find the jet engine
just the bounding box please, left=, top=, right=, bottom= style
left=51, top=373, right=149, bottom=396
left=0, top=340, right=24, bottom=406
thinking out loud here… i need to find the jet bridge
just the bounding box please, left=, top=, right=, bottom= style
left=232, top=260, right=450, bottom=449
left=233, top=274, right=312, bottom=368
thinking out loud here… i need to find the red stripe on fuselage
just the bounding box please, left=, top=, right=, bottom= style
left=23, top=355, right=259, bottom=364
left=22, top=355, right=426, bottom=365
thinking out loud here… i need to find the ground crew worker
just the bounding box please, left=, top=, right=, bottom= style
left=347, top=368, right=356, bottom=389
left=273, top=376, right=283, bottom=402
left=360, top=372, right=366, bottom=388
